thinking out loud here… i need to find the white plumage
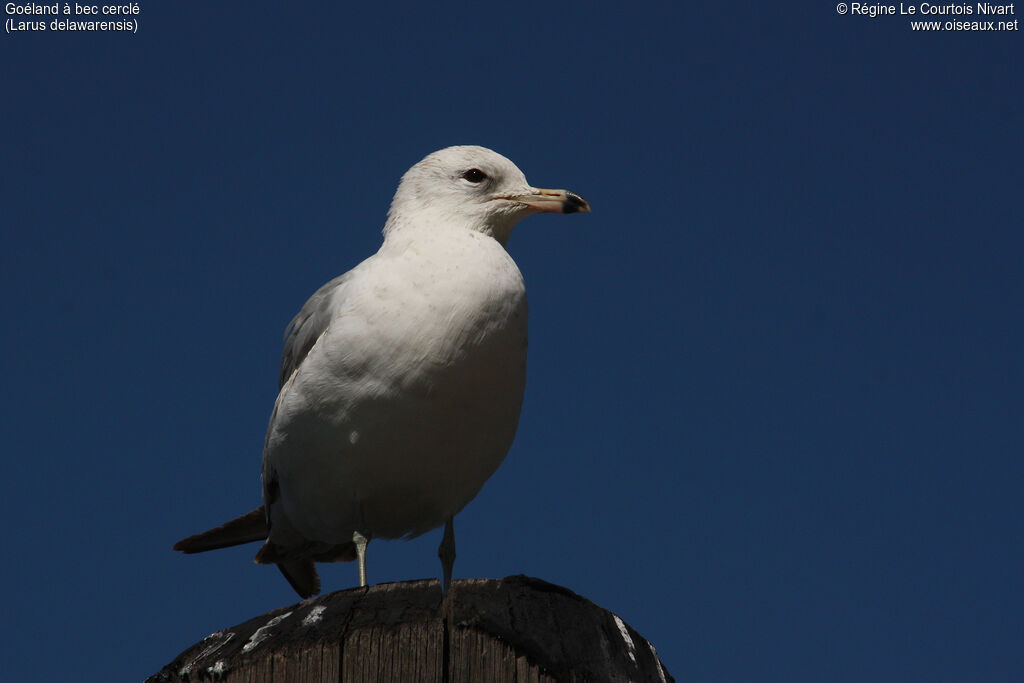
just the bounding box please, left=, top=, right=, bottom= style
left=175, top=145, right=589, bottom=597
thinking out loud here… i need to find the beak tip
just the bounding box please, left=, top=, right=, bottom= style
left=562, top=191, right=591, bottom=214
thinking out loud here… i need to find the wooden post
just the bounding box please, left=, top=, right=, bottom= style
left=148, top=575, right=673, bottom=682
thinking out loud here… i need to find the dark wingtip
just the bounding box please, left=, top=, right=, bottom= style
left=173, top=507, right=268, bottom=554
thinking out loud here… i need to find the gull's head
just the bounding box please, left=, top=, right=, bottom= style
left=385, top=145, right=589, bottom=245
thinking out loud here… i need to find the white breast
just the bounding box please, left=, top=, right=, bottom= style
left=265, top=229, right=528, bottom=543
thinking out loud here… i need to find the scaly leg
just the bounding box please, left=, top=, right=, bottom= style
left=353, top=530, right=369, bottom=587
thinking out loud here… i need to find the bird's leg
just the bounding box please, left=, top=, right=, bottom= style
left=438, top=516, right=456, bottom=594
left=351, top=496, right=370, bottom=587
left=353, top=530, right=369, bottom=587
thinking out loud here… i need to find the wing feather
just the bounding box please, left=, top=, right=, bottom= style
left=278, top=272, right=352, bottom=387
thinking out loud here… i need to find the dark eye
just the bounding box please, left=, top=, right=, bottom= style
left=461, top=168, right=487, bottom=183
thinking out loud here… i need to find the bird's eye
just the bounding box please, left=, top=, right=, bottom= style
left=461, top=168, right=488, bottom=183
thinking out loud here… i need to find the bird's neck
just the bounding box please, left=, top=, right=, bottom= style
left=382, top=209, right=516, bottom=248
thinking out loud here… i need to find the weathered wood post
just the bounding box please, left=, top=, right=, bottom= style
left=148, top=575, right=673, bottom=682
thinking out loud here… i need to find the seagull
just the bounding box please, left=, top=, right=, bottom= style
left=174, top=145, right=590, bottom=598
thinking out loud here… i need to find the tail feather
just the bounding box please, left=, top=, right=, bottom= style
left=173, top=507, right=268, bottom=554
left=277, top=559, right=321, bottom=599
left=176, top=506, right=341, bottom=599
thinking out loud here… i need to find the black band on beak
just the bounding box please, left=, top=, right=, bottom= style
left=562, top=191, right=589, bottom=214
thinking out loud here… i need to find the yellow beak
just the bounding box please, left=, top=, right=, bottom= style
left=505, top=188, right=591, bottom=214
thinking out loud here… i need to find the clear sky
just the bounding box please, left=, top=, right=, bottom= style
left=2, top=2, right=1021, bottom=681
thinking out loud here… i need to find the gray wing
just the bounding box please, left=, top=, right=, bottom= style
left=262, top=270, right=353, bottom=547
left=278, top=272, right=351, bottom=388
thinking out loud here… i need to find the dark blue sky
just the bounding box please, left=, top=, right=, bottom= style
left=3, top=3, right=1021, bottom=681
